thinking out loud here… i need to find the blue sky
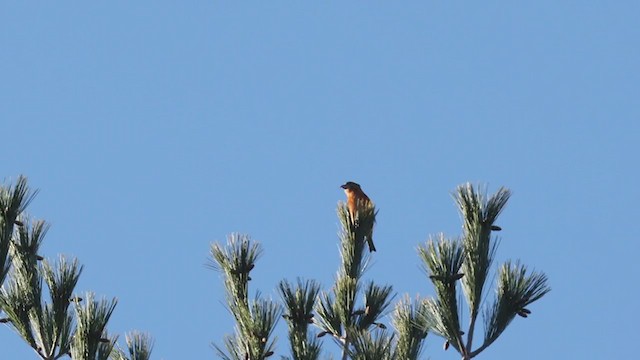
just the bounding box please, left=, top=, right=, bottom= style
left=1, top=2, right=638, bottom=359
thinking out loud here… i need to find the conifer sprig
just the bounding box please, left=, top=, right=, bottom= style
left=355, top=282, right=393, bottom=330
left=1, top=230, right=88, bottom=360
left=349, top=329, right=394, bottom=360
left=69, top=292, right=118, bottom=360
left=0, top=176, right=37, bottom=285
left=455, top=184, right=509, bottom=321
left=0, top=219, right=48, bottom=356
left=129, top=332, right=154, bottom=359
left=1, top=177, right=147, bottom=359
left=41, top=257, right=82, bottom=358
left=210, top=234, right=280, bottom=360
left=391, top=296, right=429, bottom=360
left=315, top=292, right=342, bottom=340
left=279, top=278, right=322, bottom=360
left=109, top=331, right=156, bottom=360
left=419, top=183, right=549, bottom=359
left=479, top=261, right=550, bottom=354
left=337, top=204, right=375, bottom=280
left=418, top=235, right=465, bottom=353
left=454, top=184, right=510, bottom=354
left=210, top=233, right=262, bottom=310
left=315, top=202, right=390, bottom=360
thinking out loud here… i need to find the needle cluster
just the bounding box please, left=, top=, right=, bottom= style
left=314, top=202, right=395, bottom=360
left=278, top=279, right=322, bottom=360
left=0, top=176, right=153, bottom=360
left=111, top=332, right=155, bottom=360
left=211, top=182, right=549, bottom=360
left=419, top=183, right=550, bottom=359
left=210, top=234, right=281, bottom=360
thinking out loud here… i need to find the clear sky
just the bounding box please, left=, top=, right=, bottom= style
left=1, top=2, right=638, bottom=359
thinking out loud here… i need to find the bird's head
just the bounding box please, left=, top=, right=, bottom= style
left=341, top=181, right=361, bottom=191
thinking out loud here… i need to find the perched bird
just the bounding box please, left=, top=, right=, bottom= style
left=341, top=181, right=376, bottom=252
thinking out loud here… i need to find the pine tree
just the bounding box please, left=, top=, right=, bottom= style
left=0, top=176, right=154, bottom=360
left=212, top=199, right=431, bottom=360
left=419, top=183, right=550, bottom=359
left=313, top=201, right=410, bottom=360
left=211, top=183, right=549, bottom=359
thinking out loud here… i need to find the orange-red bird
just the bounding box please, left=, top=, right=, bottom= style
left=341, top=181, right=376, bottom=252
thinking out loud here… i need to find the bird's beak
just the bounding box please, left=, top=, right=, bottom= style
left=340, top=184, right=347, bottom=189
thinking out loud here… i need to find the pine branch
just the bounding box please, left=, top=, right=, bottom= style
left=0, top=176, right=38, bottom=286
left=210, top=234, right=281, bottom=360
left=355, top=281, right=393, bottom=330
left=42, top=256, right=83, bottom=357
left=349, top=329, right=394, bottom=360
left=315, top=202, right=390, bottom=360
left=250, top=298, right=281, bottom=356
left=12, top=219, right=48, bottom=303
left=125, top=331, right=154, bottom=360
left=314, top=205, right=369, bottom=352
left=418, top=234, right=465, bottom=353
left=0, top=216, right=87, bottom=360
left=0, top=176, right=38, bottom=231
left=98, top=331, right=118, bottom=360
left=111, top=331, right=155, bottom=360
left=0, top=177, right=143, bottom=360
left=334, top=276, right=359, bottom=332
left=477, top=261, right=550, bottom=356
left=0, top=218, right=48, bottom=356
left=454, top=184, right=509, bottom=313
left=337, top=203, right=375, bottom=280
left=454, top=184, right=510, bottom=353
left=70, top=292, right=118, bottom=360
left=213, top=334, right=241, bottom=360
left=422, top=298, right=466, bottom=354
left=279, top=279, right=322, bottom=360
left=314, top=292, right=342, bottom=340
left=391, top=296, right=429, bottom=360
left=210, top=233, right=262, bottom=312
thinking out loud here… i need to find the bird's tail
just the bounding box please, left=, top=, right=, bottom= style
left=367, top=237, right=376, bottom=252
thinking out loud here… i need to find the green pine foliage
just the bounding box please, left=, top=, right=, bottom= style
left=314, top=202, right=394, bottom=360
left=210, top=234, right=281, bottom=360
left=1, top=176, right=548, bottom=360
left=111, top=331, right=155, bottom=360
left=0, top=176, right=38, bottom=286
left=278, top=279, right=322, bottom=360
left=482, top=261, right=549, bottom=349
left=419, top=183, right=550, bottom=359
left=69, top=293, right=118, bottom=360
left=390, top=296, right=429, bottom=360
left=0, top=176, right=153, bottom=360
left=212, top=183, right=549, bottom=359
left=0, top=177, right=550, bottom=360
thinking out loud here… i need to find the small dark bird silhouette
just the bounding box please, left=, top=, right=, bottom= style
left=341, top=181, right=376, bottom=252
